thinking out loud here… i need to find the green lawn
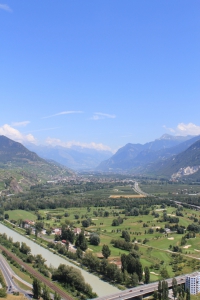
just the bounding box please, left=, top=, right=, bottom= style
left=5, top=210, right=37, bottom=221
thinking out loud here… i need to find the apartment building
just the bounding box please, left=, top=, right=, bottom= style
left=185, top=272, right=200, bottom=295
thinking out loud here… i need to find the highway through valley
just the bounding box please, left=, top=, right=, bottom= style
left=0, top=253, right=32, bottom=299
left=95, top=274, right=186, bottom=300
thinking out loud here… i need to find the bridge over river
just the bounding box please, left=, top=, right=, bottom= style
left=94, top=274, right=187, bottom=300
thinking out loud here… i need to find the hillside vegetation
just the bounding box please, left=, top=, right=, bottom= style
left=0, top=136, right=73, bottom=194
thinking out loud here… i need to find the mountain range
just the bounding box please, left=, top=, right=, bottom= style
left=0, top=135, right=72, bottom=180
left=97, top=134, right=200, bottom=179
left=1, top=133, right=200, bottom=181
left=25, top=144, right=112, bottom=170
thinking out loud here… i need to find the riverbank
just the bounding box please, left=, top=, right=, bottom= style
left=0, top=223, right=120, bottom=297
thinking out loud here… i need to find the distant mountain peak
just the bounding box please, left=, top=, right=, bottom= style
left=158, top=134, right=174, bottom=140
left=157, top=134, right=193, bottom=141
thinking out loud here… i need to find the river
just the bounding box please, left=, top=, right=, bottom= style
left=0, top=224, right=119, bottom=297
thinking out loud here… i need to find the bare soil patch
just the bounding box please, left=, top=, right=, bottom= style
left=183, top=245, right=191, bottom=249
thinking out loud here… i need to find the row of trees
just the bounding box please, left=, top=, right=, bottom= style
left=32, top=278, right=61, bottom=300
left=0, top=233, right=95, bottom=299
left=153, top=279, right=190, bottom=300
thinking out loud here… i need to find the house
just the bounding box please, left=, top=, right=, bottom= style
left=74, top=228, right=81, bottom=235
left=52, top=228, right=62, bottom=235
left=24, top=219, right=35, bottom=228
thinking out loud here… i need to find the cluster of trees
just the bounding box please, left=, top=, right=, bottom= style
left=89, top=233, right=100, bottom=246
left=153, top=280, right=169, bottom=300
left=0, top=273, right=7, bottom=298
left=153, top=278, right=190, bottom=300
left=48, top=238, right=148, bottom=288
left=0, top=233, right=96, bottom=298
left=162, top=212, right=179, bottom=224
left=81, top=218, right=91, bottom=227
left=125, top=206, right=150, bottom=216
left=1, top=181, right=174, bottom=213
left=181, top=232, right=196, bottom=246
left=187, top=223, right=200, bottom=233
left=111, top=239, right=133, bottom=251
left=121, top=253, right=143, bottom=282
left=121, top=230, right=130, bottom=242
left=81, top=251, right=142, bottom=286
left=55, top=226, right=89, bottom=251
left=112, top=217, right=124, bottom=226
left=32, top=278, right=61, bottom=300
left=52, top=264, right=97, bottom=298
left=60, top=225, right=75, bottom=243
left=75, top=231, right=88, bottom=251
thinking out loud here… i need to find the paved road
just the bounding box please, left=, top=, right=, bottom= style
left=0, top=255, right=32, bottom=299
left=95, top=274, right=186, bottom=300
left=0, top=253, right=32, bottom=289
left=133, top=182, right=150, bottom=196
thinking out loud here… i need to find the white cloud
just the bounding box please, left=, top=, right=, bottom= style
left=0, top=4, right=12, bottom=12
left=11, top=121, right=30, bottom=127
left=91, top=112, right=116, bottom=120
left=164, top=123, right=200, bottom=136
left=45, top=137, right=113, bottom=152
left=27, top=127, right=60, bottom=133
left=42, top=111, right=83, bottom=119
left=163, top=125, right=175, bottom=133
left=0, top=124, right=37, bottom=144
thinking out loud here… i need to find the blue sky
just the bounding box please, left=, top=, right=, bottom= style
left=0, top=1, right=200, bottom=152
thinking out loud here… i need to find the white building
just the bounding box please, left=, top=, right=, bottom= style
left=185, top=272, right=200, bottom=295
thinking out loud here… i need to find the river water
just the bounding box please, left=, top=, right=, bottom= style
left=0, top=224, right=119, bottom=297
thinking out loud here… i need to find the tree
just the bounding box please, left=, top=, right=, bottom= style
left=135, top=259, right=143, bottom=281
left=35, top=221, right=43, bottom=238
left=122, top=230, right=130, bottom=242
left=106, top=263, right=118, bottom=280
left=20, top=242, right=31, bottom=255
left=32, top=278, right=41, bottom=299
left=102, top=244, right=111, bottom=259
left=54, top=292, right=61, bottom=300
left=76, top=247, right=83, bottom=259
left=90, top=233, right=100, bottom=246
left=42, top=285, right=51, bottom=300
left=126, top=254, right=136, bottom=274
left=112, top=219, right=119, bottom=226
left=172, top=278, right=178, bottom=300
left=4, top=213, right=9, bottom=220
left=144, top=266, right=150, bottom=284
left=81, top=219, right=91, bottom=227
left=75, top=231, right=88, bottom=251
left=158, top=280, right=162, bottom=300
left=186, top=288, right=190, bottom=300
left=160, top=268, right=169, bottom=279
left=61, top=225, right=75, bottom=243
left=46, top=228, right=52, bottom=236
left=161, top=280, right=169, bottom=300
left=0, top=288, right=6, bottom=298
left=104, top=211, right=109, bottom=217
left=34, top=254, right=46, bottom=267
left=153, top=290, right=158, bottom=300
left=83, top=252, right=100, bottom=271
left=100, top=258, right=108, bottom=275
left=26, top=227, right=32, bottom=235
left=130, top=272, right=139, bottom=287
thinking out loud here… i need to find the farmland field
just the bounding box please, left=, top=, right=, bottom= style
left=3, top=178, right=200, bottom=285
